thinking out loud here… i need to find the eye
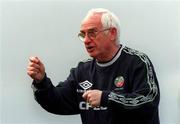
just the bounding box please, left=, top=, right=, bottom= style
left=78, top=32, right=85, bottom=38
left=88, top=31, right=97, bottom=38
left=88, top=28, right=98, bottom=38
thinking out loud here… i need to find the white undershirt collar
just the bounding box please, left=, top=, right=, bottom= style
left=96, top=45, right=124, bottom=67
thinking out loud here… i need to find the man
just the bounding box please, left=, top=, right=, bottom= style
left=27, top=8, right=160, bottom=124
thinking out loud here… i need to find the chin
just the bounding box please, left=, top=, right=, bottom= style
left=88, top=52, right=97, bottom=58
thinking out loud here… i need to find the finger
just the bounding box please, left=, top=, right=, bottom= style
left=29, top=56, right=39, bottom=64
left=82, top=90, right=91, bottom=99
left=28, top=62, right=41, bottom=69
left=87, top=93, right=92, bottom=102
left=27, top=66, right=40, bottom=73
left=27, top=70, right=37, bottom=78
left=34, top=56, right=44, bottom=66
left=88, top=97, right=93, bottom=104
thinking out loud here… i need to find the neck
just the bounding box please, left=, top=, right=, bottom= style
left=96, top=44, right=121, bottom=63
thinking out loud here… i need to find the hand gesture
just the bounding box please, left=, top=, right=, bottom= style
left=27, top=56, right=45, bottom=81
left=83, top=90, right=102, bottom=107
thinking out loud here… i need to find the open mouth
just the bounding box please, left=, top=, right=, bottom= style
left=86, top=46, right=94, bottom=52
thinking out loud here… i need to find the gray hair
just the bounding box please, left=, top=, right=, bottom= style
left=83, top=8, right=121, bottom=44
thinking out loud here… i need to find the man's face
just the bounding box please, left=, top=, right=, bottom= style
left=80, top=14, right=112, bottom=60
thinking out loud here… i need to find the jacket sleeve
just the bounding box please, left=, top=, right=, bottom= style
left=101, top=54, right=160, bottom=115
left=32, top=68, right=80, bottom=115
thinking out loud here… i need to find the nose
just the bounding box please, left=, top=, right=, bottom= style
left=84, top=34, right=92, bottom=45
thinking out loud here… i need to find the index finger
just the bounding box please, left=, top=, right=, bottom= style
left=29, top=56, right=39, bottom=63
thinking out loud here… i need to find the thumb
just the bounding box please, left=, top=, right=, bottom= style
left=33, top=56, right=44, bottom=66
left=29, top=56, right=40, bottom=64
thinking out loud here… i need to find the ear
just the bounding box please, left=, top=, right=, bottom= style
left=109, top=27, right=117, bottom=41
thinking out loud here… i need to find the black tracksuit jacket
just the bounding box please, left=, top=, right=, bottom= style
left=32, top=46, right=160, bottom=124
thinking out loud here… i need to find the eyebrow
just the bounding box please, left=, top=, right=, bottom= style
left=80, top=27, right=98, bottom=33
left=88, top=28, right=97, bottom=32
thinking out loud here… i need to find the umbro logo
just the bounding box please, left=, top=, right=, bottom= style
left=79, top=80, right=92, bottom=90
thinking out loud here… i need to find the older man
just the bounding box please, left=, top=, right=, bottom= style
left=27, top=8, right=160, bottom=124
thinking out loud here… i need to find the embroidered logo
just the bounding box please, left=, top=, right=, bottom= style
left=114, top=76, right=124, bottom=88
left=79, top=80, right=92, bottom=90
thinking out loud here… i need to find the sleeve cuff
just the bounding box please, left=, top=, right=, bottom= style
left=100, top=91, right=110, bottom=107
left=31, top=73, right=52, bottom=90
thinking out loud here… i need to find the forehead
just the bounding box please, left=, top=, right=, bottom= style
left=80, top=14, right=103, bottom=31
